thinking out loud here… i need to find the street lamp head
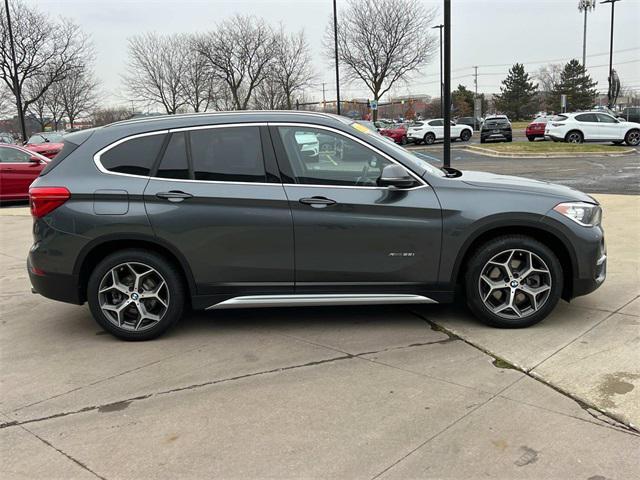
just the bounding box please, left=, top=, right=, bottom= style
left=431, top=24, right=444, bottom=30
left=600, top=0, right=621, bottom=4
left=578, top=0, right=596, bottom=11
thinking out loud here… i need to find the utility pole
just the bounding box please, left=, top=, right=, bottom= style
left=578, top=0, right=596, bottom=68
left=443, top=2, right=451, bottom=169
left=473, top=66, right=479, bottom=131
left=332, top=0, right=341, bottom=115
left=432, top=24, right=444, bottom=117
left=4, top=0, right=27, bottom=143
left=322, top=83, right=326, bottom=112
left=601, top=0, right=621, bottom=109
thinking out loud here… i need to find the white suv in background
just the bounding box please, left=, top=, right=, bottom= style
left=545, top=112, right=640, bottom=146
left=407, top=119, right=473, bottom=145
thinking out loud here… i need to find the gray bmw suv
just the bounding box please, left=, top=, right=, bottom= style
left=27, top=111, right=606, bottom=340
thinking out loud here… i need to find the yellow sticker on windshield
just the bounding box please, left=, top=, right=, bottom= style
left=352, top=123, right=371, bottom=134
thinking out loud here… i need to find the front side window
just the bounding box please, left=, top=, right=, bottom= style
left=429, top=120, right=444, bottom=127
left=0, top=147, right=31, bottom=163
left=596, top=113, right=618, bottom=124
left=100, top=133, right=166, bottom=176
left=189, top=126, right=265, bottom=182
left=277, top=127, right=392, bottom=187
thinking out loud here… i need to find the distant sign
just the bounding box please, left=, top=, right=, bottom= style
left=370, top=99, right=378, bottom=110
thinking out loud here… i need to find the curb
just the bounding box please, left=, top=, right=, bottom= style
left=462, top=145, right=637, bottom=158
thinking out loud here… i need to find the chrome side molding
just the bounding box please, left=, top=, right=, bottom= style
left=206, top=294, right=437, bottom=310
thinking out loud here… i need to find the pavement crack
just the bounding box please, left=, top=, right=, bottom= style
left=409, top=309, right=640, bottom=434
left=0, top=353, right=355, bottom=430
left=20, top=425, right=108, bottom=480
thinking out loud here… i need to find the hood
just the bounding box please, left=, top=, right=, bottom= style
left=460, top=170, right=596, bottom=203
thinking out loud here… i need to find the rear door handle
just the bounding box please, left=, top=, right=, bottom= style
left=156, top=191, right=193, bottom=203
left=299, top=196, right=337, bottom=208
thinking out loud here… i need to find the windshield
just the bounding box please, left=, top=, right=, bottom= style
left=27, top=133, right=64, bottom=144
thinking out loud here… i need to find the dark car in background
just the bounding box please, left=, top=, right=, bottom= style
left=526, top=116, right=552, bottom=141
left=24, top=132, right=65, bottom=159
left=27, top=111, right=605, bottom=340
left=621, top=107, right=640, bottom=123
left=481, top=115, right=512, bottom=143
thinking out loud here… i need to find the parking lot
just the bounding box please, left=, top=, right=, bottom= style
left=1, top=155, right=639, bottom=478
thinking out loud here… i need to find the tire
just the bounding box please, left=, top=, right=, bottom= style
left=505, top=136, right=512, bottom=143
left=464, top=235, right=563, bottom=328
left=565, top=130, right=583, bottom=144
left=460, top=130, right=472, bottom=142
left=424, top=132, right=436, bottom=145
left=401, top=136, right=407, bottom=145
left=87, top=249, right=185, bottom=340
left=624, top=129, right=640, bottom=147
left=527, top=136, right=535, bottom=142
left=480, top=137, right=486, bottom=144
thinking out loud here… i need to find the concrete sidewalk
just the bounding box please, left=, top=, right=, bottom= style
left=1, top=195, right=639, bottom=479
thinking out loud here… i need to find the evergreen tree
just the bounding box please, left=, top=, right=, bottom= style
left=493, top=63, right=538, bottom=120
left=550, top=59, right=598, bottom=112
left=452, top=84, right=474, bottom=116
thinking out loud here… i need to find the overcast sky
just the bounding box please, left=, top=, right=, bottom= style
left=27, top=0, right=640, bottom=109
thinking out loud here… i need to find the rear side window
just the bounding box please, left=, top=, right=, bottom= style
left=100, top=134, right=166, bottom=176
left=552, top=115, right=568, bottom=122
left=189, top=126, right=265, bottom=182
left=575, top=113, right=598, bottom=123
left=429, top=120, right=443, bottom=126
left=156, top=132, right=189, bottom=179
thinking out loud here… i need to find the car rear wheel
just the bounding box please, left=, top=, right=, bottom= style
left=87, top=249, right=185, bottom=340
left=460, top=130, right=471, bottom=142
left=465, top=235, right=563, bottom=328
left=624, top=129, right=640, bottom=146
left=400, top=136, right=407, bottom=145
left=565, top=131, right=583, bottom=144
left=424, top=132, right=436, bottom=145
left=527, top=136, right=535, bottom=142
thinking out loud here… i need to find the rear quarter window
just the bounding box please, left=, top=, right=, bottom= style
left=100, top=133, right=166, bottom=176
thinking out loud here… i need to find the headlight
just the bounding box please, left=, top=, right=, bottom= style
left=553, top=202, right=602, bottom=227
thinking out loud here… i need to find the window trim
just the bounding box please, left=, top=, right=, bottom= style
left=269, top=122, right=428, bottom=190
left=93, top=122, right=428, bottom=190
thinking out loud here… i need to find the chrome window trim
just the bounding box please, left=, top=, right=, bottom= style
left=93, top=121, right=429, bottom=191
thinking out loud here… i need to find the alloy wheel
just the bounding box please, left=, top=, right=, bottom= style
left=566, top=132, right=582, bottom=143
left=98, top=262, right=170, bottom=331
left=478, top=249, right=552, bottom=319
left=627, top=130, right=640, bottom=146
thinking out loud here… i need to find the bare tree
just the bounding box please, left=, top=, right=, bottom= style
left=124, top=33, right=187, bottom=114
left=91, top=106, right=131, bottom=127
left=536, top=63, right=565, bottom=112
left=325, top=0, right=437, bottom=120
left=0, top=1, right=91, bottom=130
left=253, top=73, right=288, bottom=110
left=195, top=15, right=276, bottom=110
left=45, top=81, right=65, bottom=130
left=60, top=67, right=100, bottom=129
left=0, top=84, right=12, bottom=116
left=272, top=28, right=315, bottom=109
left=25, top=79, right=52, bottom=130
left=181, top=36, right=214, bottom=112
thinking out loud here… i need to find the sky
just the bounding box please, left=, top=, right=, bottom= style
left=25, top=0, right=640, bottom=110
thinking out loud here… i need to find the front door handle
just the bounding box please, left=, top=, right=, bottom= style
left=299, top=196, right=337, bottom=208
left=156, top=191, right=193, bottom=203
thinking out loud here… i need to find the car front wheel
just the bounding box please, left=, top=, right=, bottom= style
left=625, top=129, right=640, bottom=146
left=424, top=132, right=436, bottom=145
left=87, top=249, right=185, bottom=340
left=460, top=130, right=472, bottom=141
left=465, top=235, right=563, bottom=328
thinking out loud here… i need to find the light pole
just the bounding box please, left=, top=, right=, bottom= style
left=333, top=0, right=341, bottom=115
left=432, top=24, right=444, bottom=117
left=578, top=0, right=596, bottom=68
left=442, top=2, right=450, bottom=169
left=4, top=0, right=27, bottom=143
left=601, top=0, right=621, bottom=109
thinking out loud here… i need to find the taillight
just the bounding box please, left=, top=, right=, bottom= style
left=29, top=187, right=70, bottom=218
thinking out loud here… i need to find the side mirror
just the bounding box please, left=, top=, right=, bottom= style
left=378, top=164, right=416, bottom=189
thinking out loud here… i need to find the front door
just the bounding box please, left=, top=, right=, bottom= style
left=270, top=124, right=442, bottom=295
left=0, top=147, right=41, bottom=199
left=595, top=113, right=623, bottom=141
left=144, top=126, right=294, bottom=301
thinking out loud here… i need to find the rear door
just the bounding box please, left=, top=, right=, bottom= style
left=270, top=124, right=442, bottom=295
left=574, top=113, right=600, bottom=140
left=143, top=125, right=294, bottom=301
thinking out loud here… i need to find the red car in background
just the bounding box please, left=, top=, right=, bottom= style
left=0, top=144, right=49, bottom=201
left=379, top=123, right=408, bottom=145
left=526, top=117, right=551, bottom=141
left=24, top=132, right=64, bottom=159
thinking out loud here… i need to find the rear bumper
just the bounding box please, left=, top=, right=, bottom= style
left=28, top=255, right=83, bottom=305
left=481, top=131, right=512, bottom=140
